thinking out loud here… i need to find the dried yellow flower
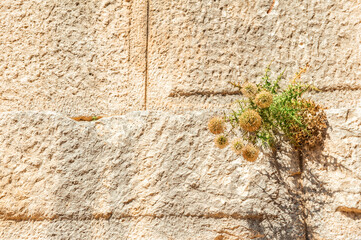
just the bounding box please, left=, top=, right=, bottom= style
left=239, top=110, right=262, bottom=132
left=231, top=138, right=244, bottom=155
left=208, top=116, right=226, bottom=134
left=242, top=144, right=260, bottom=162
left=241, top=82, right=258, bottom=98
left=255, top=90, right=273, bottom=108
left=214, top=135, right=229, bottom=149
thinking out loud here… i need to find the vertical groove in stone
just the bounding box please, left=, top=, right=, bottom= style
left=127, top=1, right=132, bottom=105
left=144, top=0, right=150, bottom=110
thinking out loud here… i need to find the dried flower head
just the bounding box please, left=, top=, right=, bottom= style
left=242, top=144, right=260, bottom=162
left=289, top=99, right=327, bottom=149
left=214, top=135, right=229, bottom=149
left=239, top=110, right=262, bottom=132
left=231, top=138, right=244, bottom=155
left=241, top=82, right=258, bottom=98
left=208, top=116, right=226, bottom=134
left=255, top=90, right=273, bottom=108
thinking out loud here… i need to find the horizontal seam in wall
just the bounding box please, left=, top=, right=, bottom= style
left=0, top=213, right=277, bottom=222
left=168, top=86, right=361, bottom=98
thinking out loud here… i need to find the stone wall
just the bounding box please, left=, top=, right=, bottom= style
left=148, top=0, right=361, bottom=111
left=0, top=0, right=147, bottom=116
left=0, top=0, right=360, bottom=239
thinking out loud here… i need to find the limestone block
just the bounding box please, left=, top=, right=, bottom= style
left=303, top=90, right=361, bottom=110
left=0, top=111, right=303, bottom=239
left=148, top=0, right=361, bottom=111
left=303, top=109, right=361, bottom=240
left=0, top=0, right=147, bottom=116
left=0, top=217, right=296, bottom=240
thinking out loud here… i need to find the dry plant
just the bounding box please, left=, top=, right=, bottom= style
left=208, top=65, right=327, bottom=162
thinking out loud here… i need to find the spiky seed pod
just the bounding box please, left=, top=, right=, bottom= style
left=208, top=116, right=226, bottom=134
left=242, top=144, right=260, bottom=162
left=255, top=90, right=273, bottom=108
left=241, top=82, right=258, bottom=98
left=231, top=138, right=244, bottom=155
left=214, top=135, right=229, bottom=149
left=288, top=99, right=327, bottom=149
left=239, top=110, right=262, bottom=132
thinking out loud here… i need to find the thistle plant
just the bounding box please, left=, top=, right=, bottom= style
left=231, top=138, right=244, bottom=155
left=209, top=65, right=327, bottom=162
left=214, top=135, right=229, bottom=149
left=239, top=109, right=262, bottom=132
left=208, top=116, right=225, bottom=134
left=255, top=90, right=273, bottom=108
left=241, top=82, right=258, bottom=98
left=242, top=144, right=260, bottom=162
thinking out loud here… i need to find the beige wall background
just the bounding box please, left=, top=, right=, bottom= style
left=0, top=0, right=147, bottom=116
left=0, top=0, right=361, bottom=239
left=0, top=0, right=360, bottom=116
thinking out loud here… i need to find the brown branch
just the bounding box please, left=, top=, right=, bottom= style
left=267, top=0, right=276, bottom=14
left=71, top=116, right=103, bottom=121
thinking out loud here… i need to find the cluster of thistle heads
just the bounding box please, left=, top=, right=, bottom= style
left=207, top=69, right=327, bottom=162
left=208, top=83, right=270, bottom=162
left=208, top=118, right=261, bottom=162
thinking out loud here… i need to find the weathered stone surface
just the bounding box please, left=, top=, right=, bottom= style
left=0, top=109, right=360, bottom=239
left=0, top=0, right=360, bottom=238
left=0, top=217, right=294, bottom=240
left=0, top=111, right=303, bottom=239
left=303, top=89, right=361, bottom=110
left=148, top=0, right=361, bottom=111
left=0, top=0, right=147, bottom=116
left=303, top=109, right=361, bottom=240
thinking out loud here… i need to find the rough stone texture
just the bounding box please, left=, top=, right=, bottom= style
left=0, top=0, right=360, bottom=239
left=303, top=109, right=361, bottom=240
left=0, top=111, right=304, bottom=239
left=148, top=0, right=361, bottom=111
left=0, top=0, right=147, bottom=116
left=1, top=0, right=360, bottom=113
left=1, top=110, right=360, bottom=239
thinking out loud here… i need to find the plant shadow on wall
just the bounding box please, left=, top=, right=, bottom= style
left=208, top=65, right=331, bottom=239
